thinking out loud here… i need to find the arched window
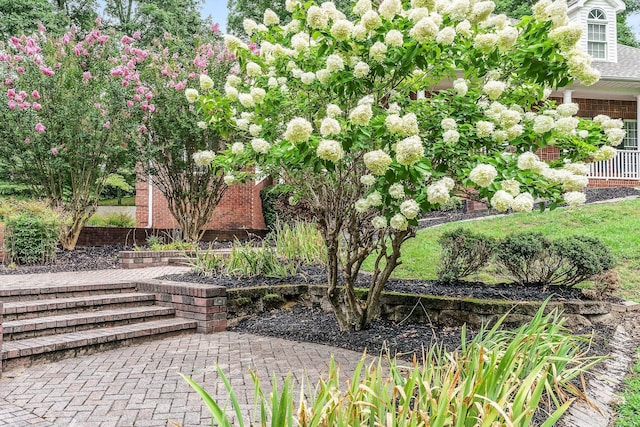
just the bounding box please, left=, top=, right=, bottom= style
left=587, top=8, right=607, bottom=59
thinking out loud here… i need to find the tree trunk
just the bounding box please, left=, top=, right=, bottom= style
left=59, top=205, right=96, bottom=250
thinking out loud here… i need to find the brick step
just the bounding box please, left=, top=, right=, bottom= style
left=3, top=306, right=176, bottom=341
left=1, top=318, right=198, bottom=371
left=168, top=257, right=192, bottom=266
left=2, top=293, right=157, bottom=321
left=0, top=282, right=138, bottom=302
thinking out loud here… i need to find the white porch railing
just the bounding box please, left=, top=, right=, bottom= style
left=589, top=150, right=640, bottom=180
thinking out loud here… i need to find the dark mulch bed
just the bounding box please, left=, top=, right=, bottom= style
left=0, top=245, right=127, bottom=275
left=160, top=264, right=591, bottom=301
left=230, top=303, right=614, bottom=361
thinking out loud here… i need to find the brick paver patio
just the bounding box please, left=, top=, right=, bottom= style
left=0, top=268, right=366, bottom=426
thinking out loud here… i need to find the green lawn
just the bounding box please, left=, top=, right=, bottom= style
left=98, top=196, right=135, bottom=206
left=364, top=198, right=640, bottom=301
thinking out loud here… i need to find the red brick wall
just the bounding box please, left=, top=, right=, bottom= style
left=549, top=97, right=636, bottom=119
left=136, top=177, right=270, bottom=230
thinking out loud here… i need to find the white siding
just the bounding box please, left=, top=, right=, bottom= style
left=568, top=0, right=618, bottom=63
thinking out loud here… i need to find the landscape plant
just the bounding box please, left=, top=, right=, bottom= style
left=495, top=231, right=614, bottom=287
left=0, top=24, right=140, bottom=249
left=192, top=0, right=619, bottom=330
left=183, top=303, right=603, bottom=426
left=2, top=200, right=61, bottom=265
left=113, top=29, right=236, bottom=242
left=86, top=212, right=136, bottom=227
left=436, top=227, right=496, bottom=282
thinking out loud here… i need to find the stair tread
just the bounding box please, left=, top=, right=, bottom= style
left=0, top=282, right=136, bottom=297
left=1, top=318, right=197, bottom=359
left=4, top=306, right=175, bottom=330
left=3, top=292, right=156, bottom=311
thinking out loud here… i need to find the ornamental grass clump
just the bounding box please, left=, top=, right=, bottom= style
left=270, top=221, right=327, bottom=267
left=226, top=240, right=296, bottom=278
left=191, top=0, right=618, bottom=331
left=182, top=303, right=602, bottom=426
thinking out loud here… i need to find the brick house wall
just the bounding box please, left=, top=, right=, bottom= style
left=135, top=177, right=270, bottom=231
left=541, top=96, right=638, bottom=188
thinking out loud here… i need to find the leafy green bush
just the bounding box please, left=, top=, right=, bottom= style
left=437, top=228, right=495, bottom=282
left=260, top=185, right=315, bottom=230
left=549, top=235, right=615, bottom=287
left=496, top=232, right=614, bottom=287
left=4, top=207, right=61, bottom=265
left=87, top=212, right=136, bottom=227
left=183, top=302, right=601, bottom=427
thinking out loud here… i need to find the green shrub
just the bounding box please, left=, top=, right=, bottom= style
left=496, top=232, right=615, bottom=287
left=183, top=302, right=602, bottom=427
left=260, top=184, right=315, bottom=230
left=437, top=228, right=495, bottom=282
left=270, top=221, right=327, bottom=266
left=86, top=212, right=136, bottom=227
left=496, top=232, right=553, bottom=286
left=4, top=207, right=61, bottom=265
left=438, top=196, right=463, bottom=212
left=549, top=235, right=615, bottom=287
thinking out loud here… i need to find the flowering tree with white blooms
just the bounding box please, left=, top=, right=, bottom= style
left=189, top=0, right=621, bottom=331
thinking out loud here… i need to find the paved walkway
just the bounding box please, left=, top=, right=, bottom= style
left=0, top=268, right=367, bottom=426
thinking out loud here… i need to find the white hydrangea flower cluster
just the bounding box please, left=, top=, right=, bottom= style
left=385, top=30, right=404, bottom=46
left=354, top=61, right=370, bottom=78
left=500, top=179, right=520, bottom=196
left=362, top=10, right=382, bottom=30
left=192, top=150, right=215, bottom=166
left=563, top=191, right=586, bottom=207
left=436, top=27, right=456, bottom=45
left=490, top=190, right=513, bottom=212
left=199, top=75, right=214, bottom=91
left=400, top=199, right=420, bottom=219
left=442, top=130, right=460, bottom=144
left=231, top=142, right=245, bottom=154
left=185, top=88, right=199, bottom=103
left=395, top=135, right=424, bottom=165
left=512, top=193, right=535, bottom=212
left=483, top=80, right=506, bottom=100
left=426, top=177, right=454, bottom=204
left=533, top=114, right=554, bottom=133
left=349, top=103, right=373, bottom=125
left=592, top=146, right=616, bottom=161
left=390, top=213, right=408, bottom=230
left=316, top=139, right=344, bottom=162
left=453, top=78, right=468, bottom=96
left=469, top=164, right=498, bottom=187
left=369, top=41, right=387, bottom=61
left=320, top=117, right=341, bottom=136
left=263, top=8, right=280, bottom=26
left=361, top=174, right=376, bottom=186
left=326, top=104, right=342, bottom=118
left=389, top=183, right=405, bottom=199
left=410, top=17, right=439, bottom=44
left=284, top=117, right=313, bottom=143
left=385, top=113, right=419, bottom=136
left=331, top=19, right=353, bottom=40
left=251, top=138, right=271, bottom=154
left=364, top=150, right=393, bottom=175
left=476, top=120, right=495, bottom=138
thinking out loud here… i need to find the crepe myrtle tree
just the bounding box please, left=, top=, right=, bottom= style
left=112, top=29, right=236, bottom=242
left=0, top=23, right=140, bottom=249
left=189, top=0, right=621, bottom=331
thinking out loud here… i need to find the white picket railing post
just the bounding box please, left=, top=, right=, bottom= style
left=589, top=150, right=640, bottom=180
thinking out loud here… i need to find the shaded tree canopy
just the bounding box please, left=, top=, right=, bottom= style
left=103, top=0, right=207, bottom=43
left=0, top=0, right=68, bottom=37
left=493, top=0, right=640, bottom=47
left=226, top=0, right=353, bottom=35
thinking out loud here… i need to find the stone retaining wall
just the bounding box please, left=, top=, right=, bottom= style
left=227, top=284, right=619, bottom=328
left=137, top=280, right=227, bottom=333
left=120, top=250, right=194, bottom=269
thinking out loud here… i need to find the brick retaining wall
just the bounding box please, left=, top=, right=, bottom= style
left=137, top=280, right=227, bottom=333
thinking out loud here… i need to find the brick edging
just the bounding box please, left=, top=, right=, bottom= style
left=135, top=280, right=226, bottom=333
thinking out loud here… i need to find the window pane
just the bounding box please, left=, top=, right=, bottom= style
left=588, top=24, right=606, bottom=41
left=623, top=120, right=638, bottom=150
left=588, top=9, right=606, bottom=20
left=588, top=42, right=606, bottom=59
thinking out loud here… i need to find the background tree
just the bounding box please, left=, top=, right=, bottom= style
left=493, top=0, right=640, bottom=46
left=226, top=0, right=354, bottom=35
left=103, top=0, right=206, bottom=44
left=0, top=0, right=69, bottom=38
left=196, top=0, right=617, bottom=331
left=0, top=26, right=139, bottom=249
left=116, top=30, right=235, bottom=241
left=51, top=0, right=99, bottom=32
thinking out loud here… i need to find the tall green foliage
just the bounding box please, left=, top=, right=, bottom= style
left=0, top=26, right=139, bottom=249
